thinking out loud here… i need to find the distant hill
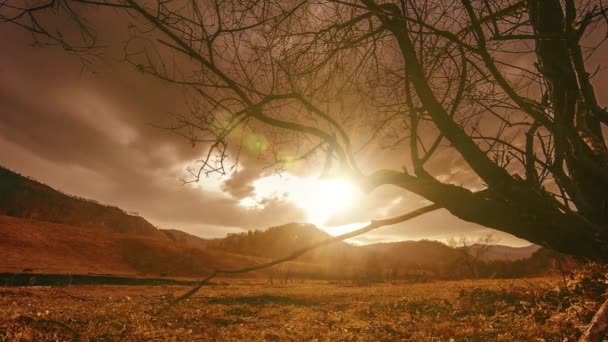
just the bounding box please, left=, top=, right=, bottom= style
left=209, top=222, right=540, bottom=263
left=0, top=166, right=264, bottom=277
left=362, top=240, right=459, bottom=267
left=162, top=228, right=213, bottom=251
left=206, top=224, right=545, bottom=279
left=0, top=215, right=258, bottom=277
left=0, top=166, right=168, bottom=240
left=0, top=165, right=550, bottom=280
left=207, top=223, right=356, bottom=260
left=473, top=244, right=541, bottom=261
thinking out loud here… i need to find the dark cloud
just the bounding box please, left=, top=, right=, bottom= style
left=0, top=24, right=308, bottom=236
left=220, top=154, right=275, bottom=200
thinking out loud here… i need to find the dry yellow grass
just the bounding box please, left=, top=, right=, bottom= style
left=0, top=277, right=601, bottom=341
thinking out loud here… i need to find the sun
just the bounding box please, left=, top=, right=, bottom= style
left=289, top=177, right=358, bottom=226
left=239, top=173, right=359, bottom=226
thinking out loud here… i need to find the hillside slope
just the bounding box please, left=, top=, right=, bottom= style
left=0, top=215, right=257, bottom=277
left=209, top=223, right=540, bottom=265
left=162, top=228, right=213, bottom=250
left=208, top=223, right=356, bottom=259
left=204, top=224, right=547, bottom=279
left=475, top=244, right=541, bottom=261
left=0, top=167, right=167, bottom=240
left=0, top=166, right=545, bottom=280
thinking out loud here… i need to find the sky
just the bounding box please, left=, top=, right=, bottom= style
left=2, top=11, right=596, bottom=247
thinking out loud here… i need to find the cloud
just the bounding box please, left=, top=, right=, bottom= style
left=0, top=25, right=307, bottom=235
left=0, top=19, right=571, bottom=247
left=220, top=153, right=276, bottom=200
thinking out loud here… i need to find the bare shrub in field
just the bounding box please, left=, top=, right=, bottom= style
left=449, top=234, right=499, bottom=278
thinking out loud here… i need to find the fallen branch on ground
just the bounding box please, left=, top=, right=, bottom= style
left=18, top=316, right=80, bottom=341
left=59, top=288, right=88, bottom=301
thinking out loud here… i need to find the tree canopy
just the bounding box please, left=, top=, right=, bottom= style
left=3, top=0, right=608, bottom=260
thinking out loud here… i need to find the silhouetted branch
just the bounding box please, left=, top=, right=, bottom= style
left=18, top=316, right=80, bottom=341
left=156, top=202, right=441, bottom=313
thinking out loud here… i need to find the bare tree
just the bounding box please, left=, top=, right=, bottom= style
left=7, top=2, right=608, bottom=335
left=449, top=234, right=498, bottom=278
left=3, top=0, right=608, bottom=271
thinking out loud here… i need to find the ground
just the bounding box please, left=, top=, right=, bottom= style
left=0, top=278, right=600, bottom=341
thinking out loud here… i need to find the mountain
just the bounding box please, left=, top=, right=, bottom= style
left=203, top=220, right=548, bottom=280
left=474, top=244, right=541, bottom=261
left=362, top=240, right=460, bottom=267
left=0, top=215, right=257, bottom=277
left=206, top=223, right=356, bottom=260
left=209, top=223, right=539, bottom=265
left=0, top=165, right=549, bottom=280
left=0, top=166, right=168, bottom=240
left=206, top=225, right=545, bottom=279
left=0, top=166, right=261, bottom=277
left=162, top=228, right=213, bottom=250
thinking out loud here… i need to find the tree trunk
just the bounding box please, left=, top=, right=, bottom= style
left=580, top=297, right=608, bottom=342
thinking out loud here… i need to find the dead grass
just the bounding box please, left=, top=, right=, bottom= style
left=0, top=277, right=602, bottom=341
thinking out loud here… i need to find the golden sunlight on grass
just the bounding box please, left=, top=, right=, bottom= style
left=1, top=277, right=599, bottom=341
left=239, top=173, right=360, bottom=226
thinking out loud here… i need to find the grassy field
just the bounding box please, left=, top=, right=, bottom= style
left=0, top=277, right=601, bottom=341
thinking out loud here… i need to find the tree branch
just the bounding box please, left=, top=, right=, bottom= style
left=157, top=202, right=441, bottom=312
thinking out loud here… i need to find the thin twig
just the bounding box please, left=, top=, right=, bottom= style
left=59, top=288, right=88, bottom=301
left=19, top=316, right=80, bottom=341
